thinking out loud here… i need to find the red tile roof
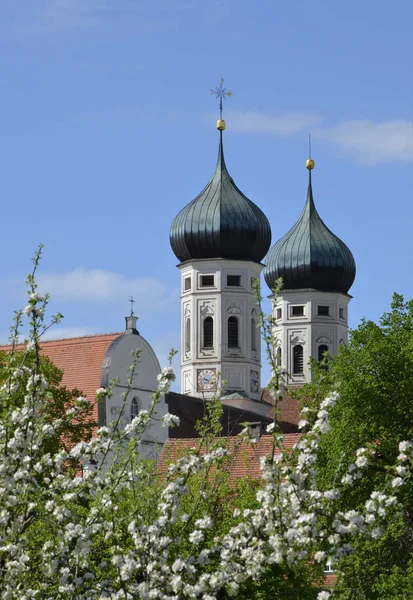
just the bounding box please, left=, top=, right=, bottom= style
left=0, top=333, right=121, bottom=423
left=261, top=389, right=301, bottom=431
left=158, top=433, right=301, bottom=482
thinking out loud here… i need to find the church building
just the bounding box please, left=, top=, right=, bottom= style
left=0, top=93, right=356, bottom=454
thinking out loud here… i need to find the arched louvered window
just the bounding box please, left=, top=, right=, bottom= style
left=318, top=344, right=329, bottom=370
left=131, top=396, right=140, bottom=422
left=318, top=344, right=329, bottom=362
left=276, top=346, right=282, bottom=368
left=251, top=318, right=257, bottom=351
left=228, top=316, right=239, bottom=348
left=185, top=318, right=191, bottom=353
left=293, top=345, right=304, bottom=375
left=203, top=317, right=213, bottom=348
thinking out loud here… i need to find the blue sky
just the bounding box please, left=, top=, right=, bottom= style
left=1, top=0, right=413, bottom=383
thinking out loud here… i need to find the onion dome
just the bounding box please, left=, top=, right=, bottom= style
left=264, top=160, right=356, bottom=294
left=170, top=128, right=271, bottom=264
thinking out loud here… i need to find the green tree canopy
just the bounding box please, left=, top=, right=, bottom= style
left=295, top=293, right=413, bottom=598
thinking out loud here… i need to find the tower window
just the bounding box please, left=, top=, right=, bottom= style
left=251, top=318, right=257, bottom=351
left=203, top=317, right=214, bottom=348
left=318, top=344, right=329, bottom=369
left=130, top=396, right=140, bottom=422
left=228, top=316, right=239, bottom=348
left=200, top=275, right=214, bottom=287
left=291, top=305, right=304, bottom=317
left=227, top=275, right=241, bottom=287
left=318, top=305, right=330, bottom=316
left=185, top=318, right=191, bottom=353
left=276, top=346, right=282, bottom=367
left=339, top=308, right=345, bottom=319
left=275, top=308, right=282, bottom=320
left=184, top=277, right=191, bottom=291
left=293, top=345, right=304, bottom=374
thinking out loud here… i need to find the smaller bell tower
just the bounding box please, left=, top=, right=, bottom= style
left=264, top=156, right=356, bottom=385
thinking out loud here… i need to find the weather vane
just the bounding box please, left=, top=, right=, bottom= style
left=129, top=295, right=135, bottom=317
left=210, top=77, right=232, bottom=120
left=308, top=133, right=312, bottom=159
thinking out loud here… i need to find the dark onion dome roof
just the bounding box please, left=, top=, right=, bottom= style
left=264, top=165, right=356, bottom=294
left=170, top=131, right=271, bottom=264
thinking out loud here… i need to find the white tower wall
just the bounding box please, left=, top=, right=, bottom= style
left=179, top=258, right=263, bottom=400
left=269, top=289, right=351, bottom=386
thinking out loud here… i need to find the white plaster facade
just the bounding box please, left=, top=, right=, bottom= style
left=178, top=258, right=263, bottom=400
left=269, top=289, right=351, bottom=385
left=99, top=318, right=167, bottom=460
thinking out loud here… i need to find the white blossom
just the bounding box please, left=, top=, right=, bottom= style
left=355, top=455, right=368, bottom=468
left=189, top=530, right=204, bottom=545
left=161, top=413, right=180, bottom=428
left=314, top=551, right=326, bottom=562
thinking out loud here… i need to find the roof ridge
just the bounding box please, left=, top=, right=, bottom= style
left=0, top=331, right=123, bottom=349
left=165, top=433, right=301, bottom=444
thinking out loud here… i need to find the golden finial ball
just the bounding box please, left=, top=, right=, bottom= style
left=306, top=158, right=315, bottom=170
left=216, top=119, right=226, bottom=131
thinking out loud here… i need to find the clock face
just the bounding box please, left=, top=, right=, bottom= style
left=197, top=369, right=216, bottom=391
left=250, top=370, right=259, bottom=393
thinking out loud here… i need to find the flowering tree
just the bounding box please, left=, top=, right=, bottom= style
left=0, top=251, right=412, bottom=599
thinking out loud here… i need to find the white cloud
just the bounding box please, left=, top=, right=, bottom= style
left=37, top=268, right=175, bottom=312
left=316, top=119, right=413, bottom=165
left=228, top=110, right=413, bottom=165
left=229, top=110, right=322, bottom=136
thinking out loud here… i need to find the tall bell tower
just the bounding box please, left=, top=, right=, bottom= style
left=169, top=80, right=272, bottom=399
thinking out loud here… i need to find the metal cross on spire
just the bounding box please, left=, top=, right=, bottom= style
left=210, top=77, right=232, bottom=120
left=129, top=295, right=135, bottom=317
